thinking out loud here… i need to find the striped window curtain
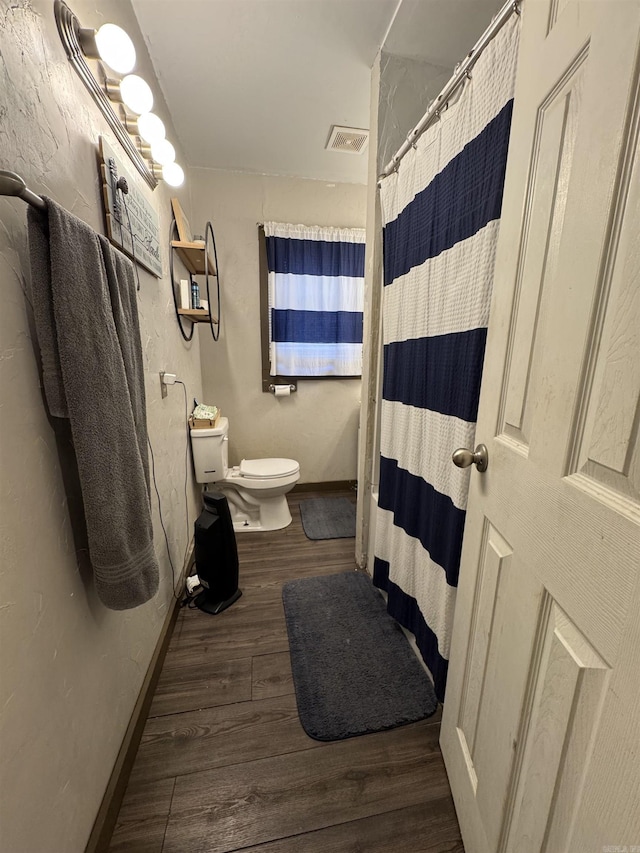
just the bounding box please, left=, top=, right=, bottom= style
left=373, top=16, right=520, bottom=702
left=264, top=222, right=365, bottom=376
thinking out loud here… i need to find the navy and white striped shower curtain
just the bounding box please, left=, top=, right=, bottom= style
left=373, top=17, right=520, bottom=702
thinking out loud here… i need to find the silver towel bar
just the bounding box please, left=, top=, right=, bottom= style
left=0, top=169, right=46, bottom=211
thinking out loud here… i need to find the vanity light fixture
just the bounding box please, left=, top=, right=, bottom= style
left=118, top=74, right=154, bottom=115
left=151, top=139, right=176, bottom=167
left=137, top=113, right=166, bottom=145
left=162, top=163, right=185, bottom=188
left=87, top=24, right=136, bottom=74
left=54, top=0, right=185, bottom=190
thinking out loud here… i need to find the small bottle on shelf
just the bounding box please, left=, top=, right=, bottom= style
left=191, top=280, right=201, bottom=309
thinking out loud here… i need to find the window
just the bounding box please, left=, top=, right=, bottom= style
left=260, top=222, right=365, bottom=389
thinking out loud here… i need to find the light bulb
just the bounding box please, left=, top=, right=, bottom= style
left=120, top=75, right=153, bottom=115
left=162, top=162, right=184, bottom=187
left=151, top=138, right=176, bottom=166
left=94, top=24, right=136, bottom=74
left=137, top=112, right=166, bottom=145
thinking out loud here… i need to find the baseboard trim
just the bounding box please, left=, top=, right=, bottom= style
left=292, top=480, right=356, bottom=493
left=85, top=543, right=194, bottom=853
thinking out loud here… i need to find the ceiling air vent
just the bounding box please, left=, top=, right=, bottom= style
left=326, top=125, right=369, bottom=155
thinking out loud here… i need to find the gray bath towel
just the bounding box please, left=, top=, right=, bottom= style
left=28, top=198, right=159, bottom=610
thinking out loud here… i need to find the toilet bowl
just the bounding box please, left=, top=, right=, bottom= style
left=190, top=418, right=300, bottom=532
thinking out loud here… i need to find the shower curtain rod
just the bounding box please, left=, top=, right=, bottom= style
left=379, top=0, right=521, bottom=180
left=0, top=170, right=46, bottom=211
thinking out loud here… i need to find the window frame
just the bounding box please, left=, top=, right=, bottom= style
left=259, top=225, right=363, bottom=391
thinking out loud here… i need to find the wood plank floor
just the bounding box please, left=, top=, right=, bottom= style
left=109, top=489, right=464, bottom=853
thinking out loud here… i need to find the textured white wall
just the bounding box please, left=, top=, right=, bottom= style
left=190, top=168, right=366, bottom=483
left=0, top=1, right=202, bottom=850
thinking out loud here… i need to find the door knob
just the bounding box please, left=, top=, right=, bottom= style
left=452, top=443, right=488, bottom=472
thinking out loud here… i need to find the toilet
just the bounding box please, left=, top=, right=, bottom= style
left=190, top=417, right=300, bottom=532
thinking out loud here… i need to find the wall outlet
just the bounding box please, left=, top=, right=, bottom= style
left=159, top=371, right=168, bottom=398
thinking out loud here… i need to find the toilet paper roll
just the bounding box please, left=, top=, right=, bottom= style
left=273, top=384, right=291, bottom=397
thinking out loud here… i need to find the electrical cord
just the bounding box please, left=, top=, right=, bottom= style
left=115, top=177, right=197, bottom=600
left=175, top=380, right=192, bottom=571
left=147, top=433, right=181, bottom=600
left=147, top=379, right=193, bottom=602
left=114, top=176, right=185, bottom=598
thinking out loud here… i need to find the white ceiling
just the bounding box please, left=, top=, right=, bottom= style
left=132, top=0, right=504, bottom=184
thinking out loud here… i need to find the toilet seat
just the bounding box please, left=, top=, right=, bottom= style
left=239, top=458, right=299, bottom=480
left=223, top=464, right=299, bottom=492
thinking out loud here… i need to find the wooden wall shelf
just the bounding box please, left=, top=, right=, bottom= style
left=177, top=308, right=219, bottom=324
left=170, top=216, right=220, bottom=342
left=170, top=240, right=216, bottom=275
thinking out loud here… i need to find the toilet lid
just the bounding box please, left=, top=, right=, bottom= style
left=239, top=458, right=299, bottom=479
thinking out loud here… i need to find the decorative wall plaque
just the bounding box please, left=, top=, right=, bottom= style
left=100, top=136, right=162, bottom=278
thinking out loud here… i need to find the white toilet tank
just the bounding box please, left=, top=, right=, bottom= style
left=190, top=417, right=229, bottom=484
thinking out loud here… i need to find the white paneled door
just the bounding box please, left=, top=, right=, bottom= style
left=440, top=2, right=640, bottom=852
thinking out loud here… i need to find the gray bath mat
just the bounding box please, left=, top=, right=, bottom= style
left=282, top=571, right=438, bottom=741
left=299, top=497, right=356, bottom=540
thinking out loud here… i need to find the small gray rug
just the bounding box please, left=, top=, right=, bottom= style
left=299, top=497, right=356, bottom=540
left=282, top=571, right=438, bottom=741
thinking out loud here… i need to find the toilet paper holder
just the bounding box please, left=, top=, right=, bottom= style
left=268, top=383, right=297, bottom=394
